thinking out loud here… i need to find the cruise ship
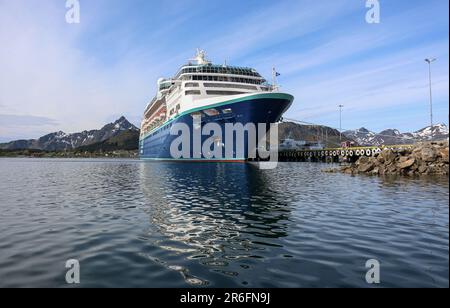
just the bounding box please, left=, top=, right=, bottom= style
left=140, top=50, right=294, bottom=161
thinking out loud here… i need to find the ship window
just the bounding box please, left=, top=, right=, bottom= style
left=185, top=82, right=199, bottom=87
left=185, top=90, right=201, bottom=95
left=204, top=83, right=258, bottom=90
left=204, top=109, right=220, bottom=116
left=206, top=90, right=245, bottom=96
left=176, top=104, right=181, bottom=110
left=193, top=75, right=262, bottom=85
left=222, top=108, right=233, bottom=114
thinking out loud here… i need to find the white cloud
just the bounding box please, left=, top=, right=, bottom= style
left=0, top=114, right=58, bottom=126
left=204, top=0, right=359, bottom=62
left=285, top=40, right=449, bottom=113
left=0, top=0, right=169, bottom=140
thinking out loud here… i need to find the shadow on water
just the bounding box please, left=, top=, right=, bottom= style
left=138, top=162, right=293, bottom=287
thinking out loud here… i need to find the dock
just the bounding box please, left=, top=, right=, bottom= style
left=278, top=144, right=415, bottom=162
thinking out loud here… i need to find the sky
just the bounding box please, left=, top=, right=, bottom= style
left=0, top=0, right=448, bottom=142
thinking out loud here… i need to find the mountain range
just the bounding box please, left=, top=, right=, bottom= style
left=0, top=116, right=139, bottom=151
left=343, top=123, right=449, bottom=146
left=1, top=117, right=448, bottom=152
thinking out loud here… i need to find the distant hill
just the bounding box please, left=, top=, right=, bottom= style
left=344, top=123, right=449, bottom=146
left=75, top=129, right=140, bottom=152
left=0, top=116, right=139, bottom=151
left=278, top=122, right=352, bottom=147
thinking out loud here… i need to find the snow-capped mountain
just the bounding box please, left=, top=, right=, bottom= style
left=342, top=127, right=377, bottom=146
left=344, top=123, right=449, bottom=146
left=412, top=123, right=449, bottom=141
left=0, top=116, right=139, bottom=151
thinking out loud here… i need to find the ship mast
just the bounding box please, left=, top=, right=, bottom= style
left=191, top=49, right=211, bottom=65
left=272, top=67, right=279, bottom=92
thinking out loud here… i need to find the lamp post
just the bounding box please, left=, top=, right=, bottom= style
left=425, top=58, right=436, bottom=139
left=338, top=105, right=344, bottom=142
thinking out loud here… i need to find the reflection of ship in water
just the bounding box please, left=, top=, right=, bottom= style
left=138, top=163, right=295, bottom=287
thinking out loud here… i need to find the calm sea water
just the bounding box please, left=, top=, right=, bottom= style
left=0, top=158, right=448, bottom=288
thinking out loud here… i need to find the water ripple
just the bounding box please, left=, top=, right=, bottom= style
left=0, top=158, right=448, bottom=288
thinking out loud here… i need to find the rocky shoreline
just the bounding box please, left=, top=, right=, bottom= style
left=324, top=141, right=449, bottom=176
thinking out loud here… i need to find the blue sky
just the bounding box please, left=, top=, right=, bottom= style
left=0, top=0, right=448, bottom=142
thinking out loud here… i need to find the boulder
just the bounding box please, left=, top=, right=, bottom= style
left=383, top=149, right=397, bottom=162
left=418, top=165, right=428, bottom=174
left=397, top=158, right=416, bottom=170
left=368, top=157, right=379, bottom=166
left=398, top=156, right=409, bottom=163
left=358, top=162, right=375, bottom=173
left=421, top=147, right=437, bottom=162
left=387, top=165, right=398, bottom=174
left=357, top=156, right=370, bottom=166
left=438, top=148, right=449, bottom=162
left=344, top=168, right=354, bottom=175
left=407, top=170, right=416, bottom=176
left=369, top=167, right=380, bottom=176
